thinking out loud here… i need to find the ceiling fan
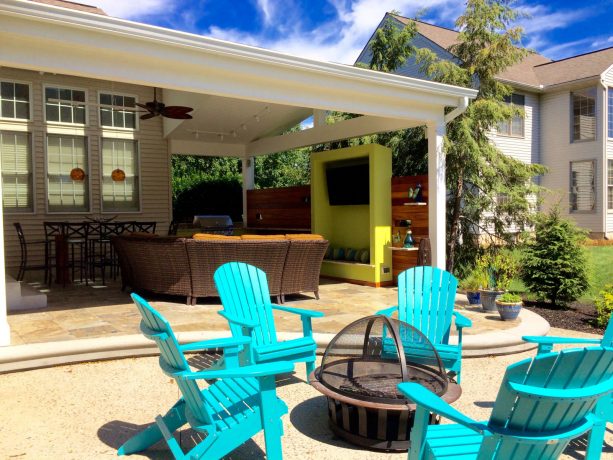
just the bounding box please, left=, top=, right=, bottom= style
left=136, top=88, right=193, bottom=120
left=47, top=87, right=194, bottom=120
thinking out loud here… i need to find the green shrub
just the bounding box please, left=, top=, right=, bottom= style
left=520, top=208, right=589, bottom=306
left=477, top=249, right=518, bottom=291
left=594, top=284, right=613, bottom=327
left=498, top=292, right=522, bottom=303
left=460, top=267, right=488, bottom=291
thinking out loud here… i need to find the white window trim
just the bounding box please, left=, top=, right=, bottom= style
left=43, top=83, right=89, bottom=127
left=569, top=159, right=597, bottom=214
left=44, top=133, right=92, bottom=214
left=99, top=136, right=142, bottom=214
left=0, top=79, right=33, bottom=122
left=570, top=88, right=597, bottom=144
left=97, top=90, right=139, bottom=132
left=0, top=129, right=36, bottom=215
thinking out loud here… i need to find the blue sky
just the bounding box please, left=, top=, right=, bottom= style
left=94, top=0, right=613, bottom=63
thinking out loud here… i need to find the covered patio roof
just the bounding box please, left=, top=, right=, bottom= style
left=0, top=0, right=477, bottom=346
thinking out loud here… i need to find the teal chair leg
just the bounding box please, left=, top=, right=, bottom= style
left=305, top=360, right=315, bottom=383
left=585, top=421, right=606, bottom=460
left=118, top=401, right=187, bottom=455
left=259, top=375, right=284, bottom=460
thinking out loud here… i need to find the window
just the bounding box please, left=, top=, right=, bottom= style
left=0, top=81, right=30, bottom=120
left=46, top=135, right=89, bottom=212
left=0, top=131, right=33, bottom=213
left=99, top=93, right=136, bottom=129
left=101, top=139, right=140, bottom=212
left=44, top=86, right=86, bottom=124
left=572, top=88, right=596, bottom=141
left=609, top=160, right=613, bottom=211
left=497, top=93, right=525, bottom=137
left=607, top=88, right=613, bottom=138
left=570, top=160, right=595, bottom=212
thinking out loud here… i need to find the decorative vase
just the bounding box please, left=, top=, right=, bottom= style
left=496, top=300, right=522, bottom=321
left=466, top=290, right=480, bottom=305
left=480, top=289, right=504, bottom=312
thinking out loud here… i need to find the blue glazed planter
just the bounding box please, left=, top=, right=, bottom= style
left=480, top=290, right=504, bottom=312
left=496, top=301, right=522, bottom=321
left=466, top=291, right=481, bottom=305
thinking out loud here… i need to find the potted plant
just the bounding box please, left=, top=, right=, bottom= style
left=495, top=292, right=523, bottom=321
left=478, top=250, right=518, bottom=312
left=460, top=268, right=487, bottom=305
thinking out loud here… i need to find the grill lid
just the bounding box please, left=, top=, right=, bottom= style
left=316, top=315, right=448, bottom=404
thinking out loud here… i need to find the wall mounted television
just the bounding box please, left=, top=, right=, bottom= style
left=325, top=158, right=370, bottom=206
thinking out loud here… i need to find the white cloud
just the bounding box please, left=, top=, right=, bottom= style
left=256, top=0, right=274, bottom=26
left=93, top=0, right=170, bottom=20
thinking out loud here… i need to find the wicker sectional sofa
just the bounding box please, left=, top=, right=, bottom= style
left=112, top=234, right=328, bottom=305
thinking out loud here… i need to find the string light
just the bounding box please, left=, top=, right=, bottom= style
left=186, top=105, right=271, bottom=142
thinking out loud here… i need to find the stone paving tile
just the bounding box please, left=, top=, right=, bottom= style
left=7, top=277, right=521, bottom=345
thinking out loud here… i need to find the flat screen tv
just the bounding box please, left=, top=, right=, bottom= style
left=326, top=158, right=370, bottom=206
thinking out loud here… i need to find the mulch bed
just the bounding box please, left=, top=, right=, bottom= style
left=522, top=301, right=605, bottom=335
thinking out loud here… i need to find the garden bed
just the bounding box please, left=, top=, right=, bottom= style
left=522, top=301, right=605, bottom=335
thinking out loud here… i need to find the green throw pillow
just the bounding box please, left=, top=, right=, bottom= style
left=332, top=247, right=345, bottom=260
left=345, top=248, right=356, bottom=261
left=359, top=249, right=370, bottom=264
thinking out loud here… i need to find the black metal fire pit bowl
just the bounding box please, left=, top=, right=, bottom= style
left=310, top=314, right=461, bottom=451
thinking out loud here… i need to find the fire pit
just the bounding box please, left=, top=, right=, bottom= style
left=310, top=315, right=461, bottom=451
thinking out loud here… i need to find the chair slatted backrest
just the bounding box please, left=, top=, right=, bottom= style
left=482, top=347, right=613, bottom=460
left=602, top=313, right=613, bottom=346
left=214, top=262, right=278, bottom=347
left=130, top=293, right=214, bottom=427
left=397, top=266, right=458, bottom=345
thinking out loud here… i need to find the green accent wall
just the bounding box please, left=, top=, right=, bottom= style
left=311, top=144, right=392, bottom=285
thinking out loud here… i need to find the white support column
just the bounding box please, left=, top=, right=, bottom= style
left=0, top=192, right=10, bottom=346
left=427, top=120, right=446, bottom=269
left=242, top=156, right=255, bottom=228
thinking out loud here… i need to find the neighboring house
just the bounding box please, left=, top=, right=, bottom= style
left=358, top=13, right=613, bottom=238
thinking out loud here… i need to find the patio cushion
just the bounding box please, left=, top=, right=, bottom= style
left=193, top=233, right=241, bottom=240
left=285, top=234, right=324, bottom=240
left=240, top=234, right=286, bottom=240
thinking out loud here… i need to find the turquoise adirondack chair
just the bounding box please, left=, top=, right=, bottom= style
left=522, top=311, right=613, bottom=459
left=118, top=293, right=294, bottom=460
left=214, top=262, right=324, bottom=381
left=378, top=266, right=472, bottom=382
left=398, top=346, right=613, bottom=460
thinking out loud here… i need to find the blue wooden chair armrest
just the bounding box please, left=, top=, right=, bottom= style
left=522, top=335, right=601, bottom=354
left=398, top=382, right=490, bottom=435
left=217, top=310, right=259, bottom=329
left=182, top=361, right=295, bottom=380
left=452, top=311, right=472, bottom=329
left=507, top=379, right=613, bottom=400
left=271, top=304, right=324, bottom=318
left=376, top=305, right=398, bottom=316
left=179, top=336, right=251, bottom=352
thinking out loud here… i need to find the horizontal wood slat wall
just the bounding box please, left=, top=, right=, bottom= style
left=246, top=185, right=311, bottom=230
left=391, top=175, right=429, bottom=281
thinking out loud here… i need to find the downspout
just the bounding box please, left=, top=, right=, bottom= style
left=444, top=96, right=469, bottom=123
left=599, top=79, right=609, bottom=238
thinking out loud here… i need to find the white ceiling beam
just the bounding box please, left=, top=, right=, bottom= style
left=169, top=139, right=246, bottom=157
left=246, top=115, right=424, bottom=156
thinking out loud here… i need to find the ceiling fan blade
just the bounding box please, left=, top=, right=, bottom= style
left=140, top=112, right=158, bottom=120
left=135, top=102, right=151, bottom=110
left=161, top=106, right=194, bottom=119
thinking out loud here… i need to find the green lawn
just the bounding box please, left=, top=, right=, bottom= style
left=509, top=245, right=613, bottom=303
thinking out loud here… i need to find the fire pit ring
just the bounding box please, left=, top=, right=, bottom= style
left=310, top=315, right=461, bottom=451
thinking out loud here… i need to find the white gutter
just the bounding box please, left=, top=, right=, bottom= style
left=444, top=96, right=469, bottom=123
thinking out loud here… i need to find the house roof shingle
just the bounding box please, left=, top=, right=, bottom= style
left=27, top=0, right=107, bottom=16
left=392, top=13, right=611, bottom=90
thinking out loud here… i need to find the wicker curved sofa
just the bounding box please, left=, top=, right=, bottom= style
left=112, top=234, right=328, bottom=305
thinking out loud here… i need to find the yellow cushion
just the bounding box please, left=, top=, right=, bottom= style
left=285, top=234, right=324, bottom=240
left=192, top=233, right=241, bottom=240
left=240, top=234, right=286, bottom=240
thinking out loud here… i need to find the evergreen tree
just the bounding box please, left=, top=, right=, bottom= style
left=521, top=208, right=589, bottom=306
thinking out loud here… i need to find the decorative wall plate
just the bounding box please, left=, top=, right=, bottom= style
left=70, top=167, right=86, bottom=181
left=111, top=169, right=126, bottom=181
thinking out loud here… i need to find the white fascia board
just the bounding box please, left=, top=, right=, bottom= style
left=246, top=115, right=425, bottom=156
left=0, top=1, right=476, bottom=121
left=169, top=139, right=246, bottom=157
